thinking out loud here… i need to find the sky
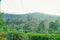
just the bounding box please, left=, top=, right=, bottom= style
left=0, top=0, right=60, bottom=15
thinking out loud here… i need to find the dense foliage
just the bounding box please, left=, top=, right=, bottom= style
left=0, top=12, right=60, bottom=40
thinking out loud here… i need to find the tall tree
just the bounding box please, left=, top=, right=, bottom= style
left=37, top=21, right=45, bottom=33
left=0, top=12, right=5, bottom=33
left=49, top=20, right=59, bottom=33
left=0, top=12, right=4, bottom=26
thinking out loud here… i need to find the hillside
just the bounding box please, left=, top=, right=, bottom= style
left=4, top=12, right=60, bottom=21
left=3, top=12, right=60, bottom=33
left=0, top=12, right=60, bottom=40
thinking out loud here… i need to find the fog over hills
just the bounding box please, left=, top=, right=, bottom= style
left=4, top=12, right=60, bottom=22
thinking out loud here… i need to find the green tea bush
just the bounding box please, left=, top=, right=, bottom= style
left=7, top=32, right=28, bottom=40
left=27, top=33, right=60, bottom=40
left=0, top=32, right=60, bottom=40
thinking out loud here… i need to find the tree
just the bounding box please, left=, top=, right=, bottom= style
left=37, top=21, right=45, bottom=33
left=55, top=20, right=60, bottom=34
left=0, top=12, right=4, bottom=26
left=49, top=20, right=60, bottom=33
left=0, top=12, right=5, bottom=33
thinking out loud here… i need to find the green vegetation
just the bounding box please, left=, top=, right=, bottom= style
left=0, top=12, right=60, bottom=40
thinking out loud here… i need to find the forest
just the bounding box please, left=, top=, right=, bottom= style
left=0, top=12, right=60, bottom=40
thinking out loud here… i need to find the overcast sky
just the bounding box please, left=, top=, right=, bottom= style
left=0, top=0, right=60, bottom=15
